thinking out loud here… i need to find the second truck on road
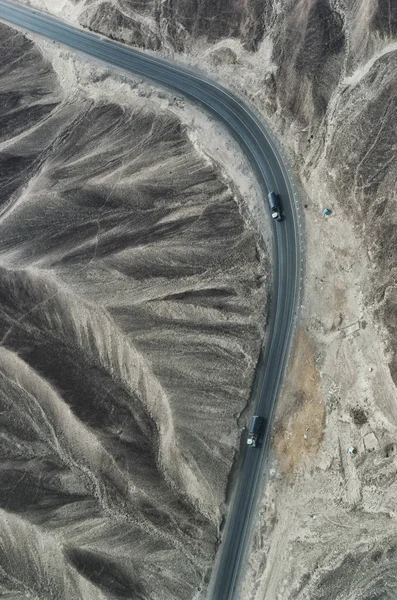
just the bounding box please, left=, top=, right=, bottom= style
left=247, top=416, right=265, bottom=448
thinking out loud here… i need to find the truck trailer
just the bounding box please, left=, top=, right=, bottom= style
left=247, top=416, right=265, bottom=447
left=268, top=191, right=282, bottom=221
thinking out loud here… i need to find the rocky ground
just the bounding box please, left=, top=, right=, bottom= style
left=0, top=22, right=267, bottom=600
left=8, top=0, right=397, bottom=598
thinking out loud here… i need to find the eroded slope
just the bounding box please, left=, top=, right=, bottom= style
left=0, top=23, right=266, bottom=600
left=9, top=0, right=397, bottom=597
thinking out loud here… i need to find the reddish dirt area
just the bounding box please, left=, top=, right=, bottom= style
left=273, top=328, right=326, bottom=476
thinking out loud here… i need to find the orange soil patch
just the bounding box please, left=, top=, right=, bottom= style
left=273, top=328, right=326, bottom=476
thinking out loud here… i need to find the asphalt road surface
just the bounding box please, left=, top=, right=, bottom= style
left=0, top=2, right=302, bottom=597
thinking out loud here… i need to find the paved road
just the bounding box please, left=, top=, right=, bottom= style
left=0, top=2, right=302, bottom=597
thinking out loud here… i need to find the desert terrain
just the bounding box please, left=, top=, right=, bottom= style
left=4, top=0, right=397, bottom=598
left=0, top=21, right=267, bottom=599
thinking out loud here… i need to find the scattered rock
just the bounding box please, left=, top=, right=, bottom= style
left=209, top=47, right=237, bottom=66
left=350, top=407, right=368, bottom=427
left=384, top=443, right=397, bottom=458
left=364, top=432, right=378, bottom=453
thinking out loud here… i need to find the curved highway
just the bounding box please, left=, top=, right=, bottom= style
left=0, top=2, right=302, bottom=597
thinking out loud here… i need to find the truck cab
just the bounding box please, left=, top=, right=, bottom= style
left=247, top=416, right=265, bottom=447
left=268, top=191, right=282, bottom=221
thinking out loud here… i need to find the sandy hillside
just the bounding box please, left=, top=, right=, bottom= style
left=0, top=22, right=267, bottom=600
left=10, top=0, right=397, bottom=597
